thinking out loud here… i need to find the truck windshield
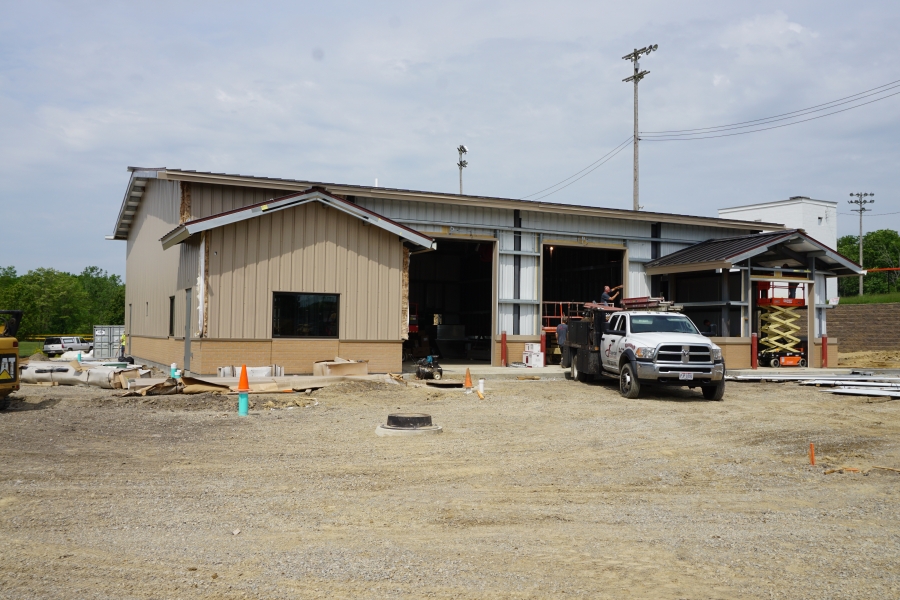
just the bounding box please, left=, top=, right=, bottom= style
left=630, top=315, right=699, bottom=334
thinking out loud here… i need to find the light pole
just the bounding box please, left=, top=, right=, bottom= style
left=622, top=44, right=658, bottom=211
left=457, top=145, right=468, bottom=195
left=848, top=192, right=874, bottom=295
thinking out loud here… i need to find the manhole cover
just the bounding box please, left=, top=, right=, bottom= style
left=376, top=413, right=443, bottom=436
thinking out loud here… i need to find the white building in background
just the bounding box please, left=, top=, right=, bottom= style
left=718, top=196, right=839, bottom=299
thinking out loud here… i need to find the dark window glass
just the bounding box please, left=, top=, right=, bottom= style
left=630, top=315, right=699, bottom=334
left=169, top=296, right=175, bottom=337
left=272, top=293, right=339, bottom=338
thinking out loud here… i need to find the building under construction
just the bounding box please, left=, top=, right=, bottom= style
left=109, top=168, right=863, bottom=373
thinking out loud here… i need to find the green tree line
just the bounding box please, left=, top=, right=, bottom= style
left=0, top=266, right=125, bottom=338
left=837, top=229, right=900, bottom=296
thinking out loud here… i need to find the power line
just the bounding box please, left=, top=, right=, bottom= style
left=643, top=78, right=900, bottom=134
left=642, top=82, right=900, bottom=137
left=520, top=136, right=634, bottom=199
left=642, top=88, right=900, bottom=141
left=839, top=210, right=900, bottom=216
left=526, top=138, right=634, bottom=201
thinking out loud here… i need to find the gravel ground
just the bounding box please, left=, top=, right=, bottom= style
left=1, top=377, right=898, bottom=599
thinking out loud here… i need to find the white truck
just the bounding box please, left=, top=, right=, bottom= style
left=562, top=305, right=725, bottom=400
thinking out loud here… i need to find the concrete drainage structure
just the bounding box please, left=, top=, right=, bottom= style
left=375, top=413, right=443, bottom=436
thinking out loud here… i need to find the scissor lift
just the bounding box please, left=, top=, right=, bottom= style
left=756, top=281, right=807, bottom=368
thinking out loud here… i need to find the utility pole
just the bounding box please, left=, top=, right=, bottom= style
left=848, top=192, right=874, bottom=295
left=622, top=44, right=657, bottom=211
left=457, top=145, right=468, bottom=195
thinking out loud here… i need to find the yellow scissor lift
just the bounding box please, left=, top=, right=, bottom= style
left=756, top=281, right=807, bottom=368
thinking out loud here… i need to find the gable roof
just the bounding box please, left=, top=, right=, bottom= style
left=159, top=187, right=436, bottom=251
left=644, top=229, right=863, bottom=276
left=109, top=166, right=785, bottom=240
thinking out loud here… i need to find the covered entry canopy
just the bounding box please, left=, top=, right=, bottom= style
left=644, top=229, right=863, bottom=277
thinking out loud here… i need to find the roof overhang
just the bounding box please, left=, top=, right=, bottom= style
left=111, top=167, right=785, bottom=235
left=159, top=188, right=436, bottom=251
left=646, top=230, right=863, bottom=277
left=109, top=167, right=163, bottom=240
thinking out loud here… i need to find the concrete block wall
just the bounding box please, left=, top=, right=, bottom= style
left=827, top=303, right=900, bottom=352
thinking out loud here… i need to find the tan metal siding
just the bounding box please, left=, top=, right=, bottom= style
left=176, top=239, right=200, bottom=290
left=189, top=183, right=284, bottom=220
left=207, top=201, right=402, bottom=341
left=125, top=179, right=185, bottom=338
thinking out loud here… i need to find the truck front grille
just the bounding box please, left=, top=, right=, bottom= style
left=657, top=345, right=712, bottom=364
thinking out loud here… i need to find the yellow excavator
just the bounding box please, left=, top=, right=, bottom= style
left=0, top=311, right=22, bottom=410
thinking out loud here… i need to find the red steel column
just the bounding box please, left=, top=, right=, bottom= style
left=540, top=331, right=546, bottom=367
left=751, top=332, right=758, bottom=370
left=821, top=335, right=828, bottom=368
left=501, top=331, right=508, bottom=367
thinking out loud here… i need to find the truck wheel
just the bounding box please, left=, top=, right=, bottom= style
left=561, top=346, right=571, bottom=369
left=0, top=394, right=10, bottom=411
left=619, top=363, right=641, bottom=398
left=702, top=380, right=725, bottom=401
left=571, top=352, right=590, bottom=382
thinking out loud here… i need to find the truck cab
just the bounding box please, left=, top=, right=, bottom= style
left=565, top=304, right=725, bottom=400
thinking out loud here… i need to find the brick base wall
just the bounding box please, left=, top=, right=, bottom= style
left=131, top=336, right=402, bottom=375
left=828, top=303, right=900, bottom=352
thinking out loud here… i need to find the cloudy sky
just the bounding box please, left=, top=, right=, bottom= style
left=2, top=1, right=898, bottom=277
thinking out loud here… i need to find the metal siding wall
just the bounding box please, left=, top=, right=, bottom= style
left=190, top=183, right=285, bottom=220
left=206, top=201, right=402, bottom=341
left=658, top=224, right=747, bottom=258
left=176, top=239, right=200, bottom=290
left=124, top=179, right=182, bottom=338
left=629, top=262, right=650, bottom=297
left=628, top=241, right=652, bottom=260
left=522, top=211, right=652, bottom=242
left=357, top=197, right=512, bottom=228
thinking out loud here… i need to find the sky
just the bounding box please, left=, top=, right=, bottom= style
left=1, top=1, right=898, bottom=278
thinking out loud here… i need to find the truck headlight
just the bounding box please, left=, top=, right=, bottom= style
left=635, top=347, right=657, bottom=360
left=711, top=347, right=722, bottom=361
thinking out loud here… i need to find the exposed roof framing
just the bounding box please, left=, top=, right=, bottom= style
left=110, top=166, right=785, bottom=240
left=107, top=168, right=163, bottom=240
left=644, top=230, right=863, bottom=277
left=159, top=187, right=436, bottom=251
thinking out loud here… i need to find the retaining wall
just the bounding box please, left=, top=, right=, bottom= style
left=828, top=303, right=900, bottom=352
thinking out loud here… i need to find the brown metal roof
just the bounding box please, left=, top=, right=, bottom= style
left=109, top=166, right=785, bottom=240
left=645, top=229, right=863, bottom=277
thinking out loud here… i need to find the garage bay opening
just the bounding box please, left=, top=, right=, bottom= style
left=407, top=240, right=494, bottom=362
left=541, top=245, right=625, bottom=363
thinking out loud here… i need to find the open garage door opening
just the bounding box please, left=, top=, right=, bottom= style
left=407, top=240, right=494, bottom=362
left=541, top=245, right=625, bottom=362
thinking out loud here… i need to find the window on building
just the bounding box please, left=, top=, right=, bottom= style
left=169, top=296, right=175, bottom=337
left=272, top=293, right=339, bottom=338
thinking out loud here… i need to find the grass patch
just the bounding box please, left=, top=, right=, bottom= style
left=17, top=341, right=43, bottom=357
left=837, top=292, right=900, bottom=305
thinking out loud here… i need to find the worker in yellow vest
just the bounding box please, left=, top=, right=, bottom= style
left=120, top=332, right=128, bottom=358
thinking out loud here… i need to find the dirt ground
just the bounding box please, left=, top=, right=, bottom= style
left=838, top=350, right=900, bottom=369
left=1, top=377, right=898, bottom=599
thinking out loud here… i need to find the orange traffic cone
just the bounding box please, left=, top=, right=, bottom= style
left=238, top=364, right=250, bottom=392
left=464, top=368, right=473, bottom=389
